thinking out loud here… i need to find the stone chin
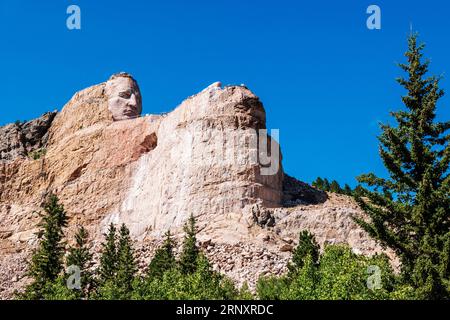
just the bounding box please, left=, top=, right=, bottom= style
left=105, top=73, right=142, bottom=121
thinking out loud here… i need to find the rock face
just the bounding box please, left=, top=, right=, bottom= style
left=102, top=82, right=283, bottom=240
left=0, top=112, right=57, bottom=162
left=105, top=73, right=143, bottom=121
left=282, top=174, right=328, bottom=206
left=0, top=75, right=390, bottom=299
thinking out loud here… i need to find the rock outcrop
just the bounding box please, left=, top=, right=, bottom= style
left=0, top=75, right=390, bottom=298
left=0, top=112, right=57, bottom=162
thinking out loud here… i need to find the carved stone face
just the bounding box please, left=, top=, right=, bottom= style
left=105, top=75, right=142, bottom=121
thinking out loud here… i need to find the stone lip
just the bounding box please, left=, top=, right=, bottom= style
left=0, top=111, right=57, bottom=163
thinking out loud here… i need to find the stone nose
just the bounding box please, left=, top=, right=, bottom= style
left=128, top=94, right=137, bottom=106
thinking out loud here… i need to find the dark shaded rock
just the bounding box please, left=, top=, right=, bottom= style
left=282, top=174, right=327, bottom=206
left=252, top=204, right=276, bottom=228
left=0, top=111, right=57, bottom=162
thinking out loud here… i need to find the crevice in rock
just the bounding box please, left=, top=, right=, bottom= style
left=131, top=132, right=158, bottom=161
left=68, top=163, right=88, bottom=182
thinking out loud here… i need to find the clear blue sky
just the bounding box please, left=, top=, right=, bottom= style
left=1, top=0, right=449, bottom=186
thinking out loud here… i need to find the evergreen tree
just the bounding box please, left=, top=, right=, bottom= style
left=355, top=33, right=450, bottom=299
left=330, top=180, right=342, bottom=193
left=353, top=185, right=365, bottom=197
left=147, top=230, right=176, bottom=279
left=116, top=224, right=137, bottom=294
left=288, top=231, right=320, bottom=275
left=98, top=223, right=118, bottom=283
left=322, top=178, right=331, bottom=192
left=237, top=282, right=254, bottom=300
left=179, top=214, right=200, bottom=274
left=66, top=226, right=94, bottom=299
left=312, top=177, right=324, bottom=190
left=23, top=194, right=68, bottom=299
left=343, top=184, right=353, bottom=196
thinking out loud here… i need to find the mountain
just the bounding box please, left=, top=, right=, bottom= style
left=0, top=73, right=390, bottom=298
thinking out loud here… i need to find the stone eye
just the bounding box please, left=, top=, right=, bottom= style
left=119, top=91, right=131, bottom=99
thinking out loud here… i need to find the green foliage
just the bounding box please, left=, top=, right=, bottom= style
left=312, top=177, right=354, bottom=195
left=95, top=280, right=126, bottom=300
left=133, top=255, right=238, bottom=300
left=312, top=177, right=330, bottom=191
left=42, top=277, right=79, bottom=300
left=288, top=231, right=319, bottom=274
left=28, top=148, right=47, bottom=160
left=315, top=246, right=387, bottom=300
left=19, top=210, right=244, bottom=301
left=323, top=178, right=331, bottom=191
left=98, top=224, right=118, bottom=283
left=133, top=216, right=240, bottom=300
left=257, top=233, right=407, bottom=300
left=343, top=184, right=353, bottom=196
left=20, top=194, right=68, bottom=299
left=115, top=224, right=137, bottom=297
left=329, top=180, right=341, bottom=194
left=95, top=224, right=137, bottom=299
left=147, top=230, right=176, bottom=279
left=312, top=177, right=325, bottom=190
left=355, top=33, right=450, bottom=300
left=256, top=275, right=290, bottom=300
left=237, top=282, right=254, bottom=300
left=179, top=214, right=200, bottom=274
left=66, top=226, right=95, bottom=299
left=18, top=195, right=435, bottom=300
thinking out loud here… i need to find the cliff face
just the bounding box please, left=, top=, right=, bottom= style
left=0, top=111, right=57, bottom=162
left=0, top=76, right=389, bottom=298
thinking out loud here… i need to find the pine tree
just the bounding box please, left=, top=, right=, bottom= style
left=330, top=180, right=342, bottom=193
left=98, top=223, right=118, bottom=283
left=147, top=230, right=176, bottom=279
left=179, top=214, right=200, bottom=274
left=237, top=282, right=254, bottom=300
left=24, top=194, right=68, bottom=299
left=343, top=184, right=353, bottom=196
left=322, top=178, right=331, bottom=192
left=288, top=231, right=320, bottom=275
left=66, top=226, right=94, bottom=298
left=312, top=177, right=324, bottom=190
left=355, top=33, right=450, bottom=299
left=116, top=224, right=137, bottom=294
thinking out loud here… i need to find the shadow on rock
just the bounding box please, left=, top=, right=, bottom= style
left=282, top=174, right=328, bottom=207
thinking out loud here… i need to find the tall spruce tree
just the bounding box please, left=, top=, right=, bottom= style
left=355, top=33, right=450, bottom=299
left=330, top=180, right=342, bottom=194
left=343, top=184, right=353, bottom=196
left=66, top=226, right=94, bottom=298
left=147, top=230, right=176, bottom=279
left=312, top=177, right=325, bottom=190
left=288, top=231, right=320, bottom=275
left=24, top=194, right=68, bottom=298
left=179, top=214, right=200, bottom=274
left=322, top=178, right=331, bottom=192
left=116, top=224, right=137, bottom=293
left=98, top=223, right=118, bottom=283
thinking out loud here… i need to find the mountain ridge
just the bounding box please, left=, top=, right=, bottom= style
left=0, top=74, right=391, bottom=298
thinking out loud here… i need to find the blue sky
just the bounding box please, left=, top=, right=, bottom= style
left=1, top=0, right=449, bottom=186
